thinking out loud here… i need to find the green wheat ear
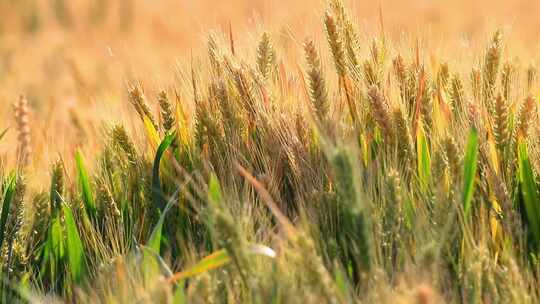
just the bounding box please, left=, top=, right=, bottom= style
left=50, top=160, right=65, bottom=214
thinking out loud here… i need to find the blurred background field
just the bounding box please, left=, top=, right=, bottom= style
left=1, top=0, right=540, bottom=169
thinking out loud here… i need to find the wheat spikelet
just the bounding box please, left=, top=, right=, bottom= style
left=500, top=62, right=514, bottom=102
left=213, top=208, right=250, bottom=280
left=443, top=137, right=461, bottom=186
left=343, top=18, right=361, bottom=68
left=527, top=64, right=537, bottom=92
left=493, top=94, right=509, bottom=152
left=393, top=55, right=407, bottom=100
left=383, top=168, right=404, bottom=267
left=13, top=95, right=31, bottom=167
left=50, top=160, right=65, bottom=213
left=364, top=41, right=384, bottom=88
left=516, top=95, right=537, bottom=138
left=97, top=183, right=120, bottom=220
left=482, top=30, right=503, bottom=107
left=157, top=90, right=175, bottom=133
left=393, top=107, right=413, bottom=165
left=208, top=33, right=223, bottom=76
left=194, top=95, right=222, bottom=157
left=471, top=68, right=482, bottom=103
left=405, top=63, right=420, bottom=112
left=467, top=101, right=482, bottom=131
left=232, top=67, right=257, bottom=124
left=363, top=59, right=379, bottom=88
left=5, top=176, right=26, bottom=252
left=304, top=39, right=329, bottom=122
left=329, top=0, right=346, bottom=21
left=215, top=80, right=242, bottom=142
left=112, top=125, right=138, bottom=164
left=128, top=84, right=158, bottom=130
left=294, top=233, right=341, bottom=302
left=419, top=71, right=434, bottom=130
left=367, top=86, right=393, bottom=143
left=324, top=11, right=347, bottom=77
left=256, top=32, right=276, bottom=80
left=449, top=74, right=465, bottom=118
left=437, top=62, right=450, bottom=92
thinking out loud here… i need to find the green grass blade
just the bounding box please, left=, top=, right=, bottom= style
left=416, top=127, right=431, bottom=193
left=152, top=132, right=176, bottom=211
left=208, top=173, right=222, bottom=207
left=62, top=203, right=86, bottom=283
left=0, top=172, right=16, bottom=250
left=172, top=249, right=231, bottom=282
left=75, top=150, right=96, bottom=217
left=148, top=132, right=177, bottom=253
left=173, top=280, right=187, bottom=304
left=518, top=139, right=540, bottom=247
left=40, top=215, right=65, bottom=282
left=463, top=128, right=479, bottom=218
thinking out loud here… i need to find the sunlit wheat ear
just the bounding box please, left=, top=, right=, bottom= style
left=516, top=95, right=537, bottom=138
left=393, top=55, right=407, bottom=98
left=419, top=71, right=434, bottom=130
left=493, top=94, right=509, bottom=152
left=482, top=30, right=503, bottom=105
left=437, top=62, right=450, bottom=92
left=387, top=168, right=403, bottom=205
left=500, top=62, right=514, bottom=102
left=97, top=183, right=120, bottom=220
left=157, top=90, right=175, bottom=134
left=328, top=0, right=346, bottom=20
left=112, top=125, right=138, bottom=164
left=449, top=74, right=465, bottom=118
left=527, top=64, right=537, bottom=92
left=393, top=107, right=413, bottom=166
left=13, top=95, right=32, bottom=168
left=367, top=86, right=393, bottom=144
left=363, top=41, right=383, bottom=88
left=304, top=39, right=329, bottom=122
left=343, top=18, right=361, bottom=68
left=208, top=32, right=223, bottom=76
left=467, top=101, right=481, bottom=131
left=364, top=59, right=379, bottom=88
left=232, top=67, right=257, bottom=123
left=324, top=11, right=347, bottom=77
left=216, top=80, right=242, bottom=140
left=128, top=84, right=158, bottom=130
left=443, top=137, right=461, bottom=185
left=471, top=67, right=481, bottom=103
left=256, top=32, right=276, bottom=80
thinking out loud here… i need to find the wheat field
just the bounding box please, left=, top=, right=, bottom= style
left=1, top=0, right=540, bottom=303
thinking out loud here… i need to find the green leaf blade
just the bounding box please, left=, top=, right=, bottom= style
left=463, top=128, right=479, bottom=218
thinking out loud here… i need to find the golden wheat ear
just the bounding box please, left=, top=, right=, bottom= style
left=13, top=94, right=31, bottom=168
left=367, top=86, right=394, bottom=145
left=157, top=90, right=175, bottom=134
left=304, top=39, right=329, bottom=123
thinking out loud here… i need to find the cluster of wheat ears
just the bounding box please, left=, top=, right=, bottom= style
left=2, top=1, right=540, bottom=303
